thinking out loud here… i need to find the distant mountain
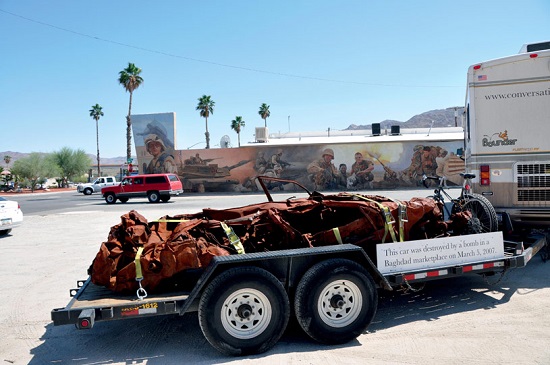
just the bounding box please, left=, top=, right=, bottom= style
left=2, top=107, right=464, bottom=165
left=346, top=107, right=465, bottom=130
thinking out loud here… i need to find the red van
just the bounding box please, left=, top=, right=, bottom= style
left=101, top=173, right=183, bottom=204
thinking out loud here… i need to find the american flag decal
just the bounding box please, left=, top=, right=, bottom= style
left=478, top=74, right=487, bottom=81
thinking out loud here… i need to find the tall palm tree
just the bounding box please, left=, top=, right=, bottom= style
left=118, top=63, right=144, bottom=161
left=89, top=104, right=104, bottom=177
left=3, top=155, right=11, bottom=168
left=230, top=116, right=245, bottom=147
left=258, top=103, right=270, bottom=128
left=196, top=95, right=215, bottom=149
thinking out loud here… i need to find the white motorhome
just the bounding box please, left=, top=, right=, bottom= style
left=464, top=41, right=550, bottom=226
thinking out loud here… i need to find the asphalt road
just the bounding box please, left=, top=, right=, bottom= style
left=1, top=188, right=549, bottom=364
left=13, top=186, right=458, bottom=216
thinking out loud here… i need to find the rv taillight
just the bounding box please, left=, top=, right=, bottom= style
left=530, top=53, right=538, bottom=58
left=473, top=65, right=481, bottom=70
left=480, top=165, right=490, bottom=186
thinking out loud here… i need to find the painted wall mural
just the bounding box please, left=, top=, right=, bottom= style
left=132, top=113, right=464, bottom=193
left=132, top=113, right=177, bottom=175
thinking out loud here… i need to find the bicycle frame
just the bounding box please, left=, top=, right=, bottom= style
left=423, top=174, right=474, bottom=220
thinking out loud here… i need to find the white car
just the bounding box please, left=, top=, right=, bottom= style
left=0, top=196, right=23, bottom=235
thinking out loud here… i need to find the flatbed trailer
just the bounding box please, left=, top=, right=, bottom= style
left=51, top=229, right=547, bottom=356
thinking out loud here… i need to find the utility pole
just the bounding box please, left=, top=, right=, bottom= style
left=288, top=115, right=290, bottom=133
left=454, top=107, right=458, bottom=127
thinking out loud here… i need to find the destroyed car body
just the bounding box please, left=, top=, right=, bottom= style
left=90, top=177, right=476, bottom=294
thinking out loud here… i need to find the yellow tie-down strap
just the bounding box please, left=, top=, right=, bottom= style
left=384, top=197, right=408, bottom=242
left=221, top=221, right=246, bottom=254
left=135, top=246, right=144, bottom=280
left=349, top=194, right=399, bottom=243
left=134, top=246, right=148, bottom=300
left=332, top=228, right=343, bottom=244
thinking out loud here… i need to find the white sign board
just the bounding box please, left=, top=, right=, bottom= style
left=376, top=232, right=504, bottom=274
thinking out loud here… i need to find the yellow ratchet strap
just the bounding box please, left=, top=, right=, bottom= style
left=350, top=194, right=398, bottom=243
left=221, top=221, right=245, bottom=254
left=385, top=197, right=408, bottom=242
left=134, top=246, right=148, bottom=300
left=332, top=227, right=343, bottom=244
left=135, top=246, right=144, bottom=281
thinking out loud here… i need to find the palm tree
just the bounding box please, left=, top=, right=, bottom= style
left=258, top=103, right=270, bottom=128
left=196, top=95, right=215, bottom=149
left=230, top=116, right=245, bottom=147
left=3, top=155, right=11, bottom=168
left=118, top=63, right=144, bottom=161
left=89, top=104, right=104, bottom=177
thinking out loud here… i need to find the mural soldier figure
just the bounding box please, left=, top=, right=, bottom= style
left=348, top=152, right=375, bottom=189
left=145, top=134, right=177, bottom=174
left=307, top=148, right=338, bottom=190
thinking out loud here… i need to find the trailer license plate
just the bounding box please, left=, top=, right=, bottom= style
left=121, top=302, right=158, bottom=317
left=1, top=218, right=11, bottom=226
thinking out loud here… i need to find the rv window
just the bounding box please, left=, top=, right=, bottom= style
left=527, top=41, right=550, bottom=52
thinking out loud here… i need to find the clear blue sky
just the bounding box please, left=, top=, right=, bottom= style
left=1, top=1, right=548, bottom=157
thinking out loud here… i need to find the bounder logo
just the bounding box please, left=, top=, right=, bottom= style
left=482, top=130, right=518, bottom=147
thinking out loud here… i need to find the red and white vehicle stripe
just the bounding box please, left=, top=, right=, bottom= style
left=403, top=261, right=505, bottom=281
left=462, top=261, right=504, bottom=272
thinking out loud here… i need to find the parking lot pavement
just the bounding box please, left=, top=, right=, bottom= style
left=1, top=193, right=549, bottom=364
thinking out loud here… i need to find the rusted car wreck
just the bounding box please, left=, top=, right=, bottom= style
left=90, top=177, right=476, bottom=294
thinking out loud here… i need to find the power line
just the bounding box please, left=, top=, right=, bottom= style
left=0, top=9, right=462, bottom=88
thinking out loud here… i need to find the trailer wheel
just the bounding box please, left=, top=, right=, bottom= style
left=294, top=259, right=378, bottom=344
left=198, top=266, right=290, bottom=356
left=461, top=194, right=498, bottom=233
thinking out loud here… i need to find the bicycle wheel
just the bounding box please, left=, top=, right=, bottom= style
left=460, top=194, right=498, bottom=233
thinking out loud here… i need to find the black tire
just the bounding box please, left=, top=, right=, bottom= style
left=160, top=195, right=170, bottom=202
left=294, top=259, right=378, bottom=344
left=147, top=191, right=160, bottom=203
left=118, top=197, right=129, bottom=203
left=462, top=193, right=498, bottom=233
left=0, top=229, right=11, bottom=236
left=198, top=266, right=290, bottom=356
left=83, top=188, right=93, bottom=195
left=104, top=193, right=117, bottom=204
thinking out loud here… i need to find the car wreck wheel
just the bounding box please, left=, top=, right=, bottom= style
left=198, top=266, right=290, bottom=356
left=294, top=259, right=378, bottom=344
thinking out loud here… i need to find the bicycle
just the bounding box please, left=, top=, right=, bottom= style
left=422, top=173, right=498, bottom=234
